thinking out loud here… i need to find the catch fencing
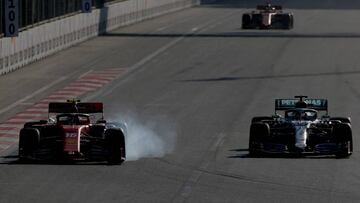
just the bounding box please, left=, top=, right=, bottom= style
left=0, top=0, right=199, bottom=75
left=1, top=0, right=125, bottom=37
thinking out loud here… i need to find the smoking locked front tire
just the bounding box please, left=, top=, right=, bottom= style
left=105, top=129, right=126, bottom=164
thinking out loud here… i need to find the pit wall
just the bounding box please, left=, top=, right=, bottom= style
left=0, top=0, right=199, bottom=75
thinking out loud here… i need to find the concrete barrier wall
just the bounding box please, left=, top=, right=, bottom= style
left=0, top=0, right=199, bottom=75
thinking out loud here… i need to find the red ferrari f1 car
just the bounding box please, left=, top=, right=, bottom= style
left=18, top=100, right=126, bottom=164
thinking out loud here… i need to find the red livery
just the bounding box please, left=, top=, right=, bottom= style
left=18, top=100, right=126, bottom=164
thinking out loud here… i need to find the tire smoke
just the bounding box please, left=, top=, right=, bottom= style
left=108, top=111, right=177, bottom=161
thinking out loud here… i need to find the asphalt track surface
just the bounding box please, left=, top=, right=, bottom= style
left=1, top=0, right=360, bottom=202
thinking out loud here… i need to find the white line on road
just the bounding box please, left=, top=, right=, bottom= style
left=0, top=130, right=18, bottom=135
left=156, top=26, right=167, bottom=31
left=85, top=11, right=238, bottom=101
left=16, top=113, right=44, bottom=117
left=0, top=123, right=23, bottom=128
left=0, top=77, right=68, bottom=115
left=191, top=27, right=199, bottom=32
left=0, top=136, right=18, bottom=142
left=7, top=119, right=32, bottom=123
left=173, top=132, right=226, bottom=202
left=0, top=144, right=10, bottom=150
left=25, top=108, right=48, bottom=112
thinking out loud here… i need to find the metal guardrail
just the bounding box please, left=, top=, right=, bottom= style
left=0, top=0, right=198, bottom=75
left=0, top=0, right=125, bottom=37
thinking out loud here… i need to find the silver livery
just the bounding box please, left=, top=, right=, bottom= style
left=249, top=96, right=352, bottom=157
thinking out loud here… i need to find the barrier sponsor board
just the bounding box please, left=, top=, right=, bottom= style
left=82, top=0, right=92, bottom=13
left=5, top=0, right=19, bottom=37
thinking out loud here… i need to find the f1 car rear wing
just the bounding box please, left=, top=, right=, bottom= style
left=275, top=98, right=328, bottom=112
left=48, top=102, right=103, bottom=114
left=256, top=5, right=282, bottom=10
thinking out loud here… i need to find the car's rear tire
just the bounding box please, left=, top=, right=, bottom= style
left=249, top=123, right=270, bottom=156
left=105, top=129, right=126, bottom=164
left=19, top=128, right=40, bottom=160
left=251, top=116, right=273, bottom=123
left=333, top=123, right=353, bottom=158
left=23, top=120, right=47, bottom=128
left=330, top=117, right=351, bottom=124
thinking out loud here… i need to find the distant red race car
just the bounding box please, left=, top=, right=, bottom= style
left=18, top=100, right=126, bottom=164
left=242, top=3, right=294, bottom=29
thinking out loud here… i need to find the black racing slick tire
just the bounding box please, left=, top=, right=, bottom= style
left=18, top=128, right=40, bottom=159
left=288, top=14, right=294, bottom=29
left=249, top=122, right=270, bottom=156
left=242, top=14, right=252, bottom=29
left=23, top=120, right=47, bottom=128
left=333, top=123, right=353, bottom=158
left=105, top=129, right=126, bottom=165
left=330, top=117, right=351, bottom=124
left=251, top=116, right=274, bottom=123
left=277, top=14, right=293, bottom=29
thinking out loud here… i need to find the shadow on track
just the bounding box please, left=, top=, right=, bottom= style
left=0, top=155, right=122, bottom=166
left=199, top=0, right=360, bottom=10
left=101, top=32, right=360, bottom=39
left=228, top=149, right=343, bottom=159
left=179, top=70, right=360, bottom=82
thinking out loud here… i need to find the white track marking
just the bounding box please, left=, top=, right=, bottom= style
left=47, top=94, right=79, bottom=98
left=76, top=79, right=110, bottom=84
left=40, top=99, right=68, bottom=102
left=0, top=123, right=23, bottom=128
left=0, top=76, right=67, bottom=115
left=0, top=137, right=18, bottom=142
left=19, top=102, right=34, bottom=106
left=7, top=118, right=37, bottom=123
left=191, top=27, right=199, bottom=32
left=25, top=108, right=48, bottom=112
left=16, top=113, right=43, bottom=117
left=55, top=90, right=85, bottom=95
left=156, top=26, right=167, bottom=31
left=173, top=133, right=226, bottom=202
left=33, top=103, right=49, bottom=108
left=63, top=86, right=97, bottom=91
left=69, top=82, right=104, bottom=88
left=87, top=11, right=238, bottom=101
left=0, top=144, right=10, bottom=150
left=89, top=75, right=119, bottom=78
left=79, top=70, right=93, bottom=78
left=0, top=130, right=18, bottom=135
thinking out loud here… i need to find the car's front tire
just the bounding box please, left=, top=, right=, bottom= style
left=105, top=129, right=126, bottom=164
left=249, top=122, right=270, bottom=156
left=19, top=128, right=40, bottom=160
left=242, top=14, right=252, bottom=29
left=333, top=123, right=353, bottom=158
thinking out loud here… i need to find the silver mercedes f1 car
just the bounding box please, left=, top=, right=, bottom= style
left=249, top=96, right=352, bottom=158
